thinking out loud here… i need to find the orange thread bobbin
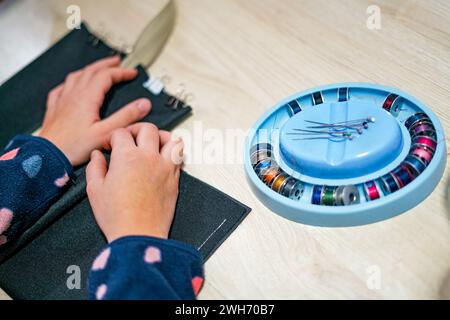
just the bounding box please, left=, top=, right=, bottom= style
left=271, top=173, right=288, bottom=192
left=262, top=167, right=280, bottom=186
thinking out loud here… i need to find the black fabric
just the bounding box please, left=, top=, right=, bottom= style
left=0, top=172, right=250, bottom=300
left=100, top=65, right=192, bottom=132
left=0, top=24, right=118, bottom=146
left=0, top=23, right=251, bottom=299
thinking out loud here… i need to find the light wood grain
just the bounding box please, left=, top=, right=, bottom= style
left=0, top=0, right=449, bottom=300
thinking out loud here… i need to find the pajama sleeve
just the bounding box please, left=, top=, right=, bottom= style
left=88, top=236, right=205, bottom=300
left=0, top=135, right=74, bottom=248
left=0, top=135, right=204, bottom=299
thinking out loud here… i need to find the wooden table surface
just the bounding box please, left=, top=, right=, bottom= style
left=0, top=0, right=449, bottom=299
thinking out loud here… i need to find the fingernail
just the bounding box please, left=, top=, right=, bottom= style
left=138, top=100, right=151, bottom=114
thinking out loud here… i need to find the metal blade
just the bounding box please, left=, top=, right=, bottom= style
left=121, top=0, right=176, bottom=68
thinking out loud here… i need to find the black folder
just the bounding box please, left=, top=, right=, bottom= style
left=0, top=23, right=251, bottom=300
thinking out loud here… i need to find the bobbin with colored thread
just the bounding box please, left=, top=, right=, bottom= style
left=402, top=155, right=427, bottom=177
left=253, top=158, right=274, bottom=176
left=250, top=143, right=272, bottom=156
left=401, top=164, right=416, bottom=183
left=391, top=165, right=413, bottom=187
left=270, top=172, right=289, bottom=192
left=250, top=143, right=273, bottom=167
left=337, top=87, right=349, bottom=102
left=251, top=149, right=272, bottom=167
left=256, top=165, right=274, bottom=181
left=380, top=173, right=401, bottom=194
left=404, top=112, right=429, bottom=130
left=412, top=136, right=437, bottom=152
left=311, top=185, right=323, bottom=205
left=261, top=166, right=282, bottom=186
left=410, top=145, right=434, bottom=165
left=409, top=118, right=433, bottom=132
left=335, top=185, right=360, bottom=206
left=321, top=186, right=337, bottom=206
left=287, top=100, right=302, bottom=116
left=363, top=181, right=380, bottom=201
left=382, top=93, right=401, bottom=116
left=409, top=118, right=434, bottom=131
left=409, top=122, right=436, bottom=139
left=312, top=91, right=324, bottom=105
left=390, top=170, right=406, bottom=188
left=280, top=177, right=304, bottom=200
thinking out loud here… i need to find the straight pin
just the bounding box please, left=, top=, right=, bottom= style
left=306, top=122, right=368, bottom=129
left=291, top=129, right=354, bottom=136
left=290, top=136, right=354, bottom=141
left=304, top=116, right=375, bottom=126
left=307, top=124, right=365, bottom=134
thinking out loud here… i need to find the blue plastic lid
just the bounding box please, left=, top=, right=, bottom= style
left=279, top=100, right=403, bottom=179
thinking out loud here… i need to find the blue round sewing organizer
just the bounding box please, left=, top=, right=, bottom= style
left=244, top=83, right=447, bottom=227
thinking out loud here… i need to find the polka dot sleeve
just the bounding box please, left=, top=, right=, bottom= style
left=0, top=135, right=74, bottom=248
left=88, top=236, right=204, bottom=300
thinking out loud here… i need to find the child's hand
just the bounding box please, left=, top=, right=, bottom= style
left=86, top=123, right=184, bottom=242
left=39, top=56, right=152, bottom=166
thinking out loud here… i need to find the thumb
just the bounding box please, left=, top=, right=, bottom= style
left=98, top=98, right=151, bottom=133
